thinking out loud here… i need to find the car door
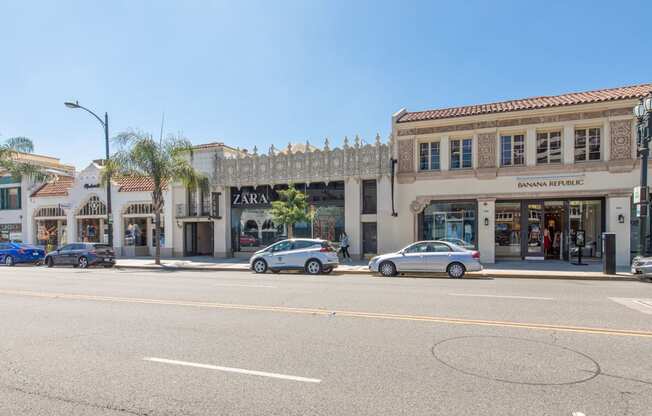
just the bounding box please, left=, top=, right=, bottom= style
left=269, top=240, right=294, bottom=269
left=58, top=244, right=76, bottom=265
left=422, top=242, right=452, bottom=272
left=397, top=242, right=429, bottom=271
left=285, top=240, right=313, bottom=268
left=0, top=243, right=10, bottom=263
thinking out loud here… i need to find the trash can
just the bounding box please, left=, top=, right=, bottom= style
left=602, top=232, right=616, bottom=275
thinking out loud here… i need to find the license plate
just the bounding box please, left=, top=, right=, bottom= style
left=33, top=253, right=38, bottom=256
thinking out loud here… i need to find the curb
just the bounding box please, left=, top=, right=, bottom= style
left=114, top=264, right=641, bottom=281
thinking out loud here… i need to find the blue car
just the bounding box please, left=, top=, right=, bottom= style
left=0, top=242, right=46, bottom=266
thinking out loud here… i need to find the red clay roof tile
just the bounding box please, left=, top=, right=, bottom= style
left=397, top=83, right=652, bottom=123
left=30, top=176, right=74, bottom=197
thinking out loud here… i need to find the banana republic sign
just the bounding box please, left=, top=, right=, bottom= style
left=516, top=174, right=585, bottom=189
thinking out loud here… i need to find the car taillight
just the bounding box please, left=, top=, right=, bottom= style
left=471, top=251, right=480, bottom=259
left=320, top=246, right=333, bottom=252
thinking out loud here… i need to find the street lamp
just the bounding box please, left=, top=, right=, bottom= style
left=64, top=100, right=113, bottom=247
left=633, top=96, right=652, bottom=256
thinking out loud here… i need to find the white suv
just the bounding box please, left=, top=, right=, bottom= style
left=250, top=239, right=339, bottom=275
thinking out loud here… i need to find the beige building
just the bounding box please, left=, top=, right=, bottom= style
left=390, top=83, right=652, bottom=267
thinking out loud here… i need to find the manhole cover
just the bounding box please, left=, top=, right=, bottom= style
left=432, top=336, right=600, bottom=386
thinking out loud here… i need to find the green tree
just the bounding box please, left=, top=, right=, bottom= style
left=270, top=185, right=313, bottom=239
left=102, top=131, right=207, bottom=265
left=0, top=137, right=47, bottom=180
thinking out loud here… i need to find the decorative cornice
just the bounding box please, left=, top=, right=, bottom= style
left=212, top=138, right=392, bottom=187
left=397, top=107, right=632, bottom=137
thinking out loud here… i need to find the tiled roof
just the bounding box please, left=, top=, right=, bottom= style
left=116, top=176, right=164, bottom=192
left=31, top=175, right=74, bottom=197
left=397, top=83, right=652, bottom=123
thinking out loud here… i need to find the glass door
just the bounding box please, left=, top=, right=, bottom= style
left=524, top=202, right=544, bottom=259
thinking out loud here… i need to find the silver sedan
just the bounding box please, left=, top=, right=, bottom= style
left=368, top=240, right=482, bottom=278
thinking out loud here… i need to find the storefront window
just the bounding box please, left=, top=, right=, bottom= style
left=36, top=220, right=66, bottom=250
left=124, top=218, right=147, bottom=246
left=78, top=219, right=102, bottom=243
left=569, top=200, right=602, bottom=258
left=495, top=202, right=521, bottom=258
left=421, top=201, right=476, bottom=248
left=231, top=182, right=345, bottom=252
left=0, top=223, right=22, bottom=242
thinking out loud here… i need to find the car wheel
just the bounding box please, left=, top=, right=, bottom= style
left=379, top=261, right=397, bottom=277
left=46, top=257, right=54, bottom=268
left=78, top=256, right=89, bottom=269
left=252, top=259, right=267, bottom=274
left=447, top=262, right=465, bottom=279
left=305, top=259, right=322, bottom=275
left=4, top=256, right=14, bottom=267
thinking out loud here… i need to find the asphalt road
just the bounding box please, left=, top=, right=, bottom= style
left=1, top=266, right=652, bottom=416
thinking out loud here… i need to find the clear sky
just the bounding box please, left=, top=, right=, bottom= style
left=1, top=0, right=650, bottom=169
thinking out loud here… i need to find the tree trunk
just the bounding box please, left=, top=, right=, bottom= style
left=154, top=209, right=161, bottom=265
left=287, top=223, right=293, bottom=239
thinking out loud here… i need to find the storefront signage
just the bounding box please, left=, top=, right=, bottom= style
left=232, top=192, right=269, bottom=205
left=84, top=183, right=101, bottom=189
left=516, top=174, right=585, bottom=189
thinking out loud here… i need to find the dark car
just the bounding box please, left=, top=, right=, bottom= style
left=45, top=243, right=115, bottom=269
left=0, top=242, right=45, bottom=266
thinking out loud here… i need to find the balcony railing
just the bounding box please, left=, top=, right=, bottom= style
left=175, top=202, right=211, bottom=218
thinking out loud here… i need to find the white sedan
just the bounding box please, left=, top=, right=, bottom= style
left=368, top=240, right=482, bottom=278
left=250, top=238, right=339, bottom=275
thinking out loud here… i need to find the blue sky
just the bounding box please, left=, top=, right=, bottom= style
left=1, top=0, right=650, bottom=168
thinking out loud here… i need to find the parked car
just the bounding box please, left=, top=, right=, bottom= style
left=45, top=243, right=115, bottom=269
left=0, top=242, right=45, bottom=266
left=440, top=237, right=475, bottom=250
left=631, top=256, right=652, bottom=280
left=368, top=240, right=482, bottom=278
left=239, top=234, right=258, bottom=247
left=249, top=238, right=339, bottom=275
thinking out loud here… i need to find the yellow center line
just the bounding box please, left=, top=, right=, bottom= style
left=1, top=288, right=651, bottom=338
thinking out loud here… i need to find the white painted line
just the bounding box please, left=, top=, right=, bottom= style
left=448, top=293, right=554, bottom=301
left=143, top=357, right=321, bottom=383
left=572, top=412, right=586, bottom=416
left=212, top=283, right=276, bottom=289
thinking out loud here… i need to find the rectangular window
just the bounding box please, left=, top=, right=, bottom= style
left=575, top=127, right=601, bottom=162
left=0, top=187, right=21, bottom=210
left=362, top=179, right=377, bottom=214
left=537, top=131, right=562, bottom=164
left=500, top=134, right=525, bottom=166
left=451, top=139, right=472, bottom=169
left=419, top=142, right=440, bottom=171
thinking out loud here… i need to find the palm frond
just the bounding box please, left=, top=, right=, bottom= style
left=4, top=137, right=34, bottom=153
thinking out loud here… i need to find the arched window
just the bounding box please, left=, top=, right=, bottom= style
left=34, top=207, right=66, bottom=218
left=77, top=196, right=106, bottom=216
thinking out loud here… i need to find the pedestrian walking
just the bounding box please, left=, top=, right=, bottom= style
left=340, top=232, right=351, bottom=262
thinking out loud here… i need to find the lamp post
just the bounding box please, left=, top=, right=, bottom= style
left=634, top=96, right=652, bottom=256
left=64, top=100, right=113, bottom=247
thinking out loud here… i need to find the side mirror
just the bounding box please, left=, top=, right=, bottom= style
left=400, top=250, right=405, bottom=255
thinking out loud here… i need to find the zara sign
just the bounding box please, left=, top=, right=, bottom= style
left=231, top=190, right=271, bottom=206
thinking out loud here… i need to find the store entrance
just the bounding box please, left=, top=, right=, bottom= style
left=497, top=198, right=603, bottom=261
left=184, top=222, right=214, bottom=256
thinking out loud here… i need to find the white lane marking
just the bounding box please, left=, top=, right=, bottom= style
left=143, top=357, right=321, bottom=383
left=610, top=298, right=652, bottom=315
left=212, top=283, right=276, bottom=289
left=448, top=293, right=554, bottom=301
left=572, top=412, right=586, bottom=416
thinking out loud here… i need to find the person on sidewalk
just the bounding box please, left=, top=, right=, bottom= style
left=340, top=232, right=351, bottom=262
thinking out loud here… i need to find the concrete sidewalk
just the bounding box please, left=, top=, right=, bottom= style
left=115, top=256, right=641, bottom=281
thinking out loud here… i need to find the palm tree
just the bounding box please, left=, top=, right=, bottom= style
left=270, top=185, right=314, bottom=239
left=0, top=137, right=46, bottom=180
left=103, top=131, right=207, bottom=265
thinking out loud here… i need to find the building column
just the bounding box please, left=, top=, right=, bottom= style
left=440, top=136, right=450, bottom=171
left=606, top=194, right=631, bottom=267
left=563, top=124, right=575, bottom=165
left=213, top=187, right=232, bottom=257
left=344, top=178, right=362, bottom=259
left=376, top=175, right=395, bottom=255
left=525, top=127, right=536, bottom=166
left=477, top=198, right=496, bottom=263
left=67, top=212, right=76, bottom=244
